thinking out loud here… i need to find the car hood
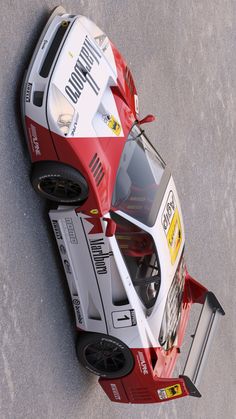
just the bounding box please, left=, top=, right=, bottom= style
left=47, top=18, right=129, bottom=139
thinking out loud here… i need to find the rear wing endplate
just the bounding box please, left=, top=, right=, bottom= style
left=180, top=291, right=225, bottom=397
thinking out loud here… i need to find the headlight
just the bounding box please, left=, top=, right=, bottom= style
left=57, top=113, right=73, bottom=135
left=48, top=84, right=76, bottom=136
left=94, top=33, right=109, bottom=52
left=159, top=258, right=185, bottom=351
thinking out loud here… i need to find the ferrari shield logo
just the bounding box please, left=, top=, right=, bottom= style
left=157, top=383, right=182, bottom=400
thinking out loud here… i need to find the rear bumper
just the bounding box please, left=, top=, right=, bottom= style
left=99, top=290, right=225, bottom=404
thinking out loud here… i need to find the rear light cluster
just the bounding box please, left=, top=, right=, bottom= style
left=128, top=387, right=153, bottom=403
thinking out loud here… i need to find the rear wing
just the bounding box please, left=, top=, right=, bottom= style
left=180, top=291, right=225, bottom=397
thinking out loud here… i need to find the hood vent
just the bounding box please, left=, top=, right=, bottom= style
left=89, top=153, right=105, bottom=186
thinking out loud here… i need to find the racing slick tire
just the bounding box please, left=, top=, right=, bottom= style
left=31, top=161, right=89, bottom=204
left=76, top=333, right=134, bottom=379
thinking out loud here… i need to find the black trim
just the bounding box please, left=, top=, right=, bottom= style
left=89, top=154, right=105, bottom=186
left=33, top=91, right=44, bottom=107
left=80, top=218, right=108, bottom=334
left=97, top=172, right=105, bottom=186
left=207, top=291, right=225, bottom=315
left=180, top=375, right=201, bottom=398
left=40, top=23, right=70, bottom=78
left=89, top=153, right=97, bottom=168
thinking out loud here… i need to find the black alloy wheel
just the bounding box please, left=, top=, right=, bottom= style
left=39, top=176, right=81, bottom=200
left=31, top=161, right=89, bottom=204
left=76, top=333, right=134, bottom=379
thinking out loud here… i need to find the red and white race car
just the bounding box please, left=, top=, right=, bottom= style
left=21, top=7, right=224, bottom=404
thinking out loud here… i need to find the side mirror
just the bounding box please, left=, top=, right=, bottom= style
left=138, top=114, right=156, bottom=125
left=103, top=218, right=117, bottom=237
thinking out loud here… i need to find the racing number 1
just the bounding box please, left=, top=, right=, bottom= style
left=117, top=314, right=130, bottom=322
left=112, top=310, right=136, bottom=328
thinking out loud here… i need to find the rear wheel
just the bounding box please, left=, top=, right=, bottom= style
left=31, top=162, right=89, bottom=204
left=76, top=333, right=134, bottom=378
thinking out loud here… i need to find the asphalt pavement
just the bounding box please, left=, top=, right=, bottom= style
left=0, top=1, right=235, bottom=418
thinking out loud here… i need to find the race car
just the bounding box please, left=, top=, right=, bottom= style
left=20, top=6, right=225, bottom=404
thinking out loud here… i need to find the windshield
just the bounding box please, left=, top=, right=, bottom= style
left=112, top=124, right=165, bottom=226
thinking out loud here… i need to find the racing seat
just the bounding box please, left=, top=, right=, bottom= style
left=116, top=184, right=157, bottom=224
left=116, top=226, right=153, bottom=258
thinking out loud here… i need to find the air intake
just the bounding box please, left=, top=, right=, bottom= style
left=33, top=91, right=44, bottom=107
left=40, top=22, right=70, bottom=78
left=89, top=153, right=105, bottom=186
left=124, top=66, right=135, bottom=95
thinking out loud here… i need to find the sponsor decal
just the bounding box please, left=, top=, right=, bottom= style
left=28, top=124, right=41, bottom=156
left=70, top=113, right=79, bottom=136
left=52, top=220, right=62, bottom=240
left=72, top=296, right=83, bottom=324
left=110, top=384, right=121, bottom=401
left=41, top=39, right=48, bottom=50
left=59, top=244, right=66, bottom=255
left=63, top=259, right=72, bottom=274
left=137, top=351, right=149, bottom=375
left=25, top=83, right=32, bottom=102
left=167, top=208, right=182, bottom=265
left=112, top=309, right=137, bottom=329
left=161, top=191, right=176, bottom=234
left=90, top=209, right=99, bottom=215
left=103, top=114, right=121, bottom=136
left=65, top=218, right=78, bottom=244
left=85, top=218, right=103, bottom=235
left=157, top=384, right=182, bottom=400
left=89, top=238, right=112, bottom=275
left=65, top=35, right=102, bottom=104
left=161, top=191, right=182, bottom=264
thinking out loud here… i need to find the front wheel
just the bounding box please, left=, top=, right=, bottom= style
left=31, top=162, right=89, bottom=204
left=76, top=333, right=134, bottom=378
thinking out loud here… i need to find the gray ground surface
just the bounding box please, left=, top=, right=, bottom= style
left=0, top=1, right=235, bottom=418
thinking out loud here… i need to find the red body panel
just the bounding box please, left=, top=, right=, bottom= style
left=110, top=42, right=138, bottom=118
left=99, top=274, right=207, bottom=404
left=25, top=116, right=58, bottom=161
left=27, top=90, right=135, bottom=216
left=51, top=93, right=134, bottom=215
left=22, top=10, right=224, bottom=405
left=99, top=347, right=189, bottom=403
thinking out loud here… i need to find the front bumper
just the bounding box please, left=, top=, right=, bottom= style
left=21, top=7, right=75, bottom=155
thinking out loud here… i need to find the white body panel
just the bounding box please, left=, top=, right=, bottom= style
left=23, top=11, right=123, bottom=139
left=49, top=175, right=184, bottom=349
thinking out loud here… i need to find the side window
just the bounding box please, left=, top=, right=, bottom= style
left=111, top=212, right=161, bottom=311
